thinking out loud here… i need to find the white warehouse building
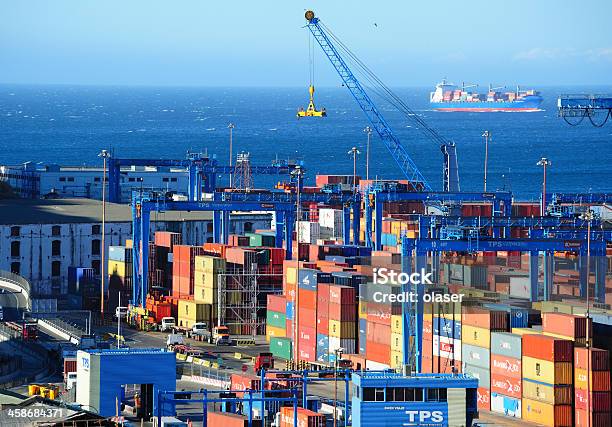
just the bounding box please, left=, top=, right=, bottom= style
left=0, top=198, right=271, bottom=295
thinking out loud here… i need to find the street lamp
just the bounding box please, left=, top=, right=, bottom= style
left=333, top=347, right=344, bottom=427
left=482, top=131, right=490, bottom=192
left=536, top=158, right=552, bottom=215
left=579, top=209, right=594, bottom=427
left=228, top=123, right=235, bottom=188
left=98, top=149, right=111, bottom=320
left=348, top=147, right=361, bottom=193
left=364, top=126, right=372, bottom=181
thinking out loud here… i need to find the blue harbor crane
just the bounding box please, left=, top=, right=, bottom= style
left=558, top=94, right=612, bottom=127
left=304, top=10, right=460, bottom=192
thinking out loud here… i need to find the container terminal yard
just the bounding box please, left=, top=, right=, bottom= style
left=1, top=9, right=612, bottom=427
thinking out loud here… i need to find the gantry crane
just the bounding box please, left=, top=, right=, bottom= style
left=558, top=94, right=612, bottom=127
left=304, top=10, right=460, bottom=192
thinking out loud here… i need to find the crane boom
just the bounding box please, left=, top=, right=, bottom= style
left=305, top=11, right=460, bottom=192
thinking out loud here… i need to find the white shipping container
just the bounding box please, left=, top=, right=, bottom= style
left=509, top=276, right=530, bottom=299
left=319, top=208, right=343, bottom=230
left=433, top=335, right=462, bottom=362
left=490, top=392, right=522, bottom=418
left=328, top=336, right=356, bottom=355
left=297, top=221, right=320, bottom=244
left=366, top=360, right=390, bottom=370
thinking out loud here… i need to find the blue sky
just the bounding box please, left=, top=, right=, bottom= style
left=1, top=1, right=611, bottom=86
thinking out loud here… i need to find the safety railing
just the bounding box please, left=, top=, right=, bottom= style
left=0, top=270, right=31, bottom=310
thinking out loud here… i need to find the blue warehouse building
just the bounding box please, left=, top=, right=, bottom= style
left=351, top=372, right=478, bottom=427
left=76, top=348, right=176, bottom=417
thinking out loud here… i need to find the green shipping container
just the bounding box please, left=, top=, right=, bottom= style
left=270, top=337, right=292, bottom=360
left=246, top=233, right=275, bottom=248
left=267, top=310, right=286, bottom=329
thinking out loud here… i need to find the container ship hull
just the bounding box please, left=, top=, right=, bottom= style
left=432, top=98, right=543, bottom=112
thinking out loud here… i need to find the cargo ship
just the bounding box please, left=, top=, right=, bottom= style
left=430, top=79, right=543, bottom=112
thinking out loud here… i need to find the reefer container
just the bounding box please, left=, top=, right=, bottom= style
left=490, top=332, right=522, bottom=359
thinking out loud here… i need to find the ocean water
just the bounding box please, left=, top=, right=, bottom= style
left=0, top=84, right=611, bottom=199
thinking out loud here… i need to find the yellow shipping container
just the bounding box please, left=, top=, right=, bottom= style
left=194, top=284, right=216, bottom=305
left=125, top=239, right=133, bottom=249
left=108, top=260, right=127, bottom=277
left=194, top=255, right=226, bottom=273
left=574, top=368, right=605, bottom=390
left=390, top=350, right=403, bottom=369
left=511, top=327, right=542, bottom=337
left=542, top=331, right=590, bottom=347
left=266, top=325, right=286, bottom=342
left=539, top=301, right=573, bottom=315
left=391, top=332, right=403, bottom=352
left=521, top=398, right=572, bottom=427
left=391, top=315, right=402, bottom=335
left=461, top=325, right=490, bottom=348
left=423, top=303, right=433, bottom=322
left=177, top=300, right=210, bottom=328
left=287, top=267, right=297, bottom=285
left=522, top=379, right=573, bottom=405
left=522, top=356, right=573, bottom=385
left=329, top=320, right=356, bottom=339
left=194, top=270, right=220, bottom=289
left=359, top=301, right=368, bottom=320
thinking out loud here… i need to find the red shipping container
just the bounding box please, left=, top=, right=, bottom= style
left=490, top=373, right=522, bottom=399
left=421, top=355, right=433, bottom=373
left=543, top=312, right=592, bottom=339
left=298, top=327, right=316, bottom=363
left=317, top=300, right=329, bottom=320
left=575, top=389, right=612, bottom=411
left=207, top=411, right=262, bottom=427
left=477, top=387, right=490, bottom=411
left=154, top=231, right=182, bottom=249
left=329, top=285, right=356, bottom=305
left=297, top=288, right=317, bottom=311
left=423, top=319, right=433, bottom=339
left=575, top=409, right=612, bottom=427
left=328, top=303, right=356, bottom=322
left=366, top=322, right=391, bottom=345
left=279, top=406, right=324, bottom=427
left=522, top=334, right=574, bottom=362
left=63, top=359, right=77, bottom=375
left=461, top=306, right=508, bottom=331
left=317, top=283, right=330, bottom=303
left=230, top=373, right=261, bottom=397
left=490, top=354, right=522, bottom=379
left=366, top=302, right=391, bottom=325
left=267, top=294, right=286, bottom=313
left=434, top=356, right=461, bottom=374
left=366, top=340, right=390, bottom=364
left=575, top=347, right=609, bottom=371
left=298, top=308, right=316, bottom=328
left=317, top=316, right=328, bottom=333
left=422, top=338, right=433, bottom=360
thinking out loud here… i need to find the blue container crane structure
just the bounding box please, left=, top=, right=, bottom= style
left=304, top=10, right=460, bottom=193
left=400, top=235, right=607, bottom=372
left=107, top=152, right=303, bottom=203
left=130, top=190, right=361, bottom=307
left=558, top=94, right=612, bottom=127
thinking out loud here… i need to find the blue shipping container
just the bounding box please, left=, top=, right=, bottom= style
left=434, top=317, right=462, bottom=340
left=286, top=302, right=294, bottom=320
left=298, top=269, right=318, bottom=291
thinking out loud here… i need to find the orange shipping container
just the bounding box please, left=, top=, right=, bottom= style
left=366, top=340, right=390, bottom=364
left=477, top=387, right=490, bottom=411
left=297, top=288, right=317, bottom=311
left=542, top=312, right=592, bottom=339
left=207, top=411, right=262, bottom=427
left=575, top=409, right=612, bottom=427
left=490, top=373, right=521, bottom=399
left=279, top=406, right=325, bottom=427
left=462, top=306, right=508, bottom=331
left=574, top=347, right=610, bottom=371
left=522, top=334, right=573, bottom=362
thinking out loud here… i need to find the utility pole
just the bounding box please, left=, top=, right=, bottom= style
left=482, top=131, right=490, bottom=192
left=228, top=123, right=235, bottom=188
left=348, top=147, right=361, bottom=193
left=536, top=158, right=551, bottom=215
left=364, top=126, right=372, bottom=181
left=98, top=149, right=111, bottom=321
left=580, top=209, right=594, bottom=427
left=291, top=166, right=304, bottom=364
left=333, top=347, right=344, bottom=427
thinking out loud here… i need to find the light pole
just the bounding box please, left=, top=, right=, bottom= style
left=333, top=347, right=344, bottom=427
left=580, top=209, right=594, bottom=427
left=364, top=126, right=372, bottom=181
left=482, top=131, right=490, bottom=192
left=228, top=123, right=235, bottom=188
left=536, top=158, right=551, bottom=215
left=98, top=149, right=111, bottom=321
left=348, top=147, right=361, bottom=193
left=291, top=166, right=304, bottom=365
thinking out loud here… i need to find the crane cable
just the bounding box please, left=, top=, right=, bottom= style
left=319, top=22, right=452, bottom=147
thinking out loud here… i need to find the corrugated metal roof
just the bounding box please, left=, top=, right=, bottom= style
left=0, top=198, right=220, bottom=224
